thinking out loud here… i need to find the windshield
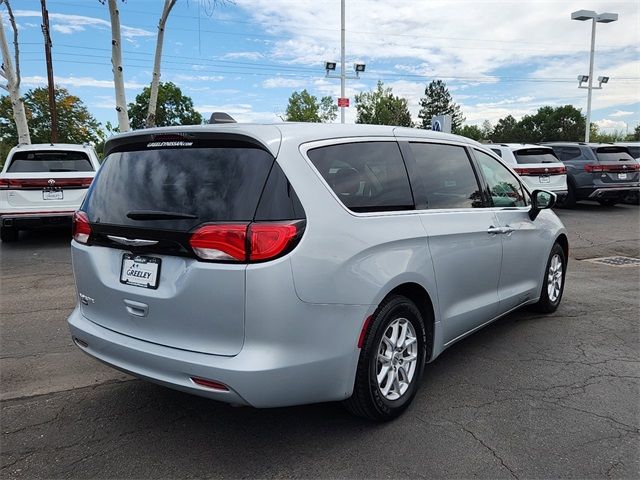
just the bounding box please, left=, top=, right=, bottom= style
left=513, top=148, right=560, bottom=165
left=83, top=142, right=274, bottom=231
left=8, top=150, right=93, bottom=172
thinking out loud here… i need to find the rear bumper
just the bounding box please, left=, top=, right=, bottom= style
left=587, top=185, right=640, bottom=199
left=68, top=303, right=366, bottom=408
left=1, top=211, right=74, bottom=229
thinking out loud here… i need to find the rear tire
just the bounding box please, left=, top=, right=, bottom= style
left=343, top=295, right=428, bottom=421
left=532, top=243, right=566, bottom=313
left=0, top=226, right=19, bottom=242
left=597, top=199, right=617, bottom=207
left=556, top=183, right=576, bottom=208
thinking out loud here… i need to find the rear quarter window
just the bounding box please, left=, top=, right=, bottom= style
left=8, top=150, right=93, bottom=173
left=306, top=141, right=414, bottom=212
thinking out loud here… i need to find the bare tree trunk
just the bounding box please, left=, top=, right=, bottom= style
left=2, top=0, right=20, bottom=87
left=145, top=0, right=176, bottom=128
left=0, top=11, right=31, bottom=145
left=108, top=0, right=130, bottom=132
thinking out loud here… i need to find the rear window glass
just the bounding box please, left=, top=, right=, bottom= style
left=514, top=148, right=560, bottom=165
left=409, top=143, right=483, bottom=209
left=626, top=146, right=640, bottom=158
left=594, top=147, right=635, bottom=162
left=307, top=141, right=414, bottom=212
left=84, top=142, right=274, bottom=231
left=8, top=150, right=93, bottom=172
left=490, top=148, right=502, bottom=157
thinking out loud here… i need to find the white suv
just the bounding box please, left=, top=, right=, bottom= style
left=0, top=143, right=101, bottom=242
left=487, top=144, right=568, bottom=201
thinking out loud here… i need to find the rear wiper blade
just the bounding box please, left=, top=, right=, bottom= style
left=126, top=210, right=198, bottom=220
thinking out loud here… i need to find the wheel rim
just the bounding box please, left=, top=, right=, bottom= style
left=547, top=253, right=563, bottom=303
left=376, top=317, right=418, bottom=401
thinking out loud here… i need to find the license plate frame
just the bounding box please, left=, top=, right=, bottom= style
left=43, top=189, right=63, bottom=200
left=539, top=175, right=551, bottom=183
left=120, top=254, right=161, bottom=289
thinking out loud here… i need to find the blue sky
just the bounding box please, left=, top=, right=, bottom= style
left=5, top=0, right=640, bottom=134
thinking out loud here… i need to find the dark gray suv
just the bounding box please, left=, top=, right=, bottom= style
left=542, top=142, right=640, bottom=207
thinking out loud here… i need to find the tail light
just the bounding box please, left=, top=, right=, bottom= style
left=72, top=211, right=92, bottom=244
left=0, top=178, right=93, bottom=189
left=584, top=164, right=604, bottom=173
left=514, top=166, right=566, bottom=176
left=585, top=163, right=639, bottom=173
left=189, top=223, right=248, bottom=261
left=189, top=220, right=304, bottom=263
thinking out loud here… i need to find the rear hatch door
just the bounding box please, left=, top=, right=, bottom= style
left=75, top=131, right=280, bottom=355
left=592, top=146, right=639, bottom=184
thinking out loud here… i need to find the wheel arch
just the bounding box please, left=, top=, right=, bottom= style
left=380, top=282, right=436, bottom=361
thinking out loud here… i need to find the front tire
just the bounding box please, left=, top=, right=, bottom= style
left=344, top=295, right=428, bottom=421
left=0, top=226, right=19, bottom=242
left=532, top=243, right=566, bottom=313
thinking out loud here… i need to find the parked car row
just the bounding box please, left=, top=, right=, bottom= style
left=486, top=141, right=640, bottom=207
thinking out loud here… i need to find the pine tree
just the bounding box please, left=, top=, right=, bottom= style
left=417, top=80, right=465, bottom=132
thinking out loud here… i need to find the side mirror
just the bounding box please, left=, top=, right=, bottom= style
left=529, top=190, right=557, bottom=220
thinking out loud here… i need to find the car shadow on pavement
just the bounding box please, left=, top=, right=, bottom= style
left=1, top=226, right=71, bottom=248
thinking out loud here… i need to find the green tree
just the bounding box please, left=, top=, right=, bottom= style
left=284, top=89, right=337, bottom=122
left=355, top=81, right=413, bottom=127
left=0, top=87, right=103, bottom=145
left=456, top=124, right=484, bottom=141
left=481, top=120, right=493, bottom=140
left=589, top=123, right=627, bottom=143
left=518, top=105, right=585, bottom=143
left=491, top=115, right=524, bottom=143
left=128, top=81, right=202, bottom=129
left=417, top=79, right=465, bottom=131
left=630, top=124, right=640, bottom=141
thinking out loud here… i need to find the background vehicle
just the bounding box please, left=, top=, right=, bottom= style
left=0, top=144, right=100, bottom=242
left=68, top=124, right=567, bottom=421
left=542, top=142, right=640, bottom=207
left=487, top=144, right=567, bottom=201
left=615, top=142, right=640, bottom=204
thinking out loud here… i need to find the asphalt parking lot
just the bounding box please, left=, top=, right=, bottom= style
left=1, top=203, right=639, bottom=479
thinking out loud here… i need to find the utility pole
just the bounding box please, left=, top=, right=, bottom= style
left=340, top=0, right=345, bottom=124
left=40, top=0, right=58, bottom=143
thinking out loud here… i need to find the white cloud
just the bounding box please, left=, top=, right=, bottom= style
left=610, top=110, right=635, bottom=117
left=14, top=10, right=154, bottom=38
left=168, top=74, right=225, bottom=83
left=263, top=77, right=308, bottom=89
left=195, top=103, right=282, bottom=123
left=22, top=76, right=145, bottom=89
left=594, top=119, right=629, bottom=131
left=222, top=51, right=264, bottom=61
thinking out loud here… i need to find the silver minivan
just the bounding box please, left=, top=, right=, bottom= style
left=68, top=123, right=568, bottom=420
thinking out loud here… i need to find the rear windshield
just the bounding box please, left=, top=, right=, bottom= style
left=8, top=150, right=93, bottom=172
left=595, top=147, right=635, bottom=162
left=84, top=142, right=274, bottom=231
left=513, top=148, right=560, bottom=165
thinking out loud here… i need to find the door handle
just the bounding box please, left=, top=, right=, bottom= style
left=487, top=226, right=515, bottom=235
left=487, top=226, right=506, bottom=234
left=124, top=299, right=149, bottom=317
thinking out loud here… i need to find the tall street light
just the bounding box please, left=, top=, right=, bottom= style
left=571, top=9, right=618, bottom=142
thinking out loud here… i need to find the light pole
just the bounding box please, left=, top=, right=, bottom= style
left=324, top=0, right=366, bottom=123
left=571, top=10, right=618, bottom=142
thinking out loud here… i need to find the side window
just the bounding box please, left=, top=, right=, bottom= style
left=409, top=142, right=483, bottom=209
left=558, top=147, right=582, bottom=161
left=490, top=148, right=502, bottom=157
left=474, top=150, right=527, bottom=208
left=306, top=141, right=414, bottom=212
